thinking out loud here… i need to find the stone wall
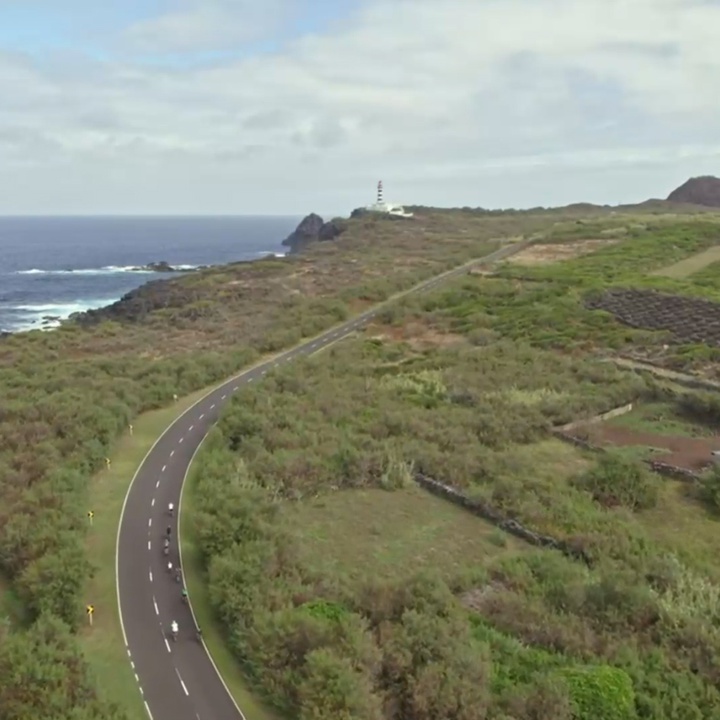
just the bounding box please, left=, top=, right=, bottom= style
left=413, top=473, right=592, bottom=566
left=557, top=402, right=634, bottom=433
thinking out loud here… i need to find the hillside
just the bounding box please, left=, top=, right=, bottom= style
left=667, top=175, right=720, bottom=207
left=3, top=200, right=720, bottom=718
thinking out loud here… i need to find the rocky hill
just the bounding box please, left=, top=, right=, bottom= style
left=667, top=176, right=720, bottom=207
left=281, top=213, right=348, bottom=254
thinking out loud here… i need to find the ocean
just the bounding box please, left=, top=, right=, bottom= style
left=0, top=215, right=301, bottom=333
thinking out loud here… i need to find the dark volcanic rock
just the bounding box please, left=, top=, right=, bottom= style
left=282, top=213, right=348, bottom=253
left=130, top=261, right=202, bottom=273
left=72, top=277, right=197, bottom=326
left=667, top=176, right=720, bottom=207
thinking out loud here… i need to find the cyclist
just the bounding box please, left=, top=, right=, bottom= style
left=168, top=502, right=174, bottom=517
left=181, top=587, right=188, bottom=604
left=175, top=566, right=182, bottom=583
left=171, top=620, right=178, bottom=641
left=195, top=626, right=202, bottom=642
left=167, top=561, right=173, bottom=573
left=166, top=525, right=172, bottom=537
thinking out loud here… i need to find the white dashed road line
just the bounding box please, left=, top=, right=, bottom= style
left=178, top=437, right=183, bottom=444
left=170, top=450, right=174, bottom=457
left=176, top=669, right=190, bottom=696
left=189, top=425, right=193, bottom=432
left=221, top=394, right=227, bottom=399
left=148, top=518, right=152, bottom=528
left=162, top=465, right=166, bottom=472
left=151, top=498, right=155, bottom=507
left=199, top=413, right=204, bottom=419
left=155, top=480, right=160, bottom=489
left=210, top=403, right=215, bottom=409
left=149, top=570, right=153, bottom=582
left=147, top=540, right=151, bottom=550
left=153, top=599, right=159, bottom=615
left=164, top=638, right=171, bottom=653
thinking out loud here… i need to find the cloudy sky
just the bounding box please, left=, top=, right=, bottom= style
left=1, top=0, right=719, bottom=215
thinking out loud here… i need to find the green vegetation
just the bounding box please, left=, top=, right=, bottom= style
left=0, top=206, right=605, bottom=718
left=6, top=207, right=720, bottom=718
left=186, top=217, right=720, bottom=719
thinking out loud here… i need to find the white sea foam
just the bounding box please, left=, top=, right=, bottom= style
left=15, top=264, right=201, bottom=276
left=9, top=298, right=121, bottom=332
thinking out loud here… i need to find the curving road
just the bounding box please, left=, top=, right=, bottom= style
left=116, top=240, right=529, bottom=720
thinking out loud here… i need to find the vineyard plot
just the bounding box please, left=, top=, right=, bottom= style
left=585, top=289, right=720, bottom=346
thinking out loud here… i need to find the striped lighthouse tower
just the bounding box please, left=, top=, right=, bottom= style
left=377, top=180, right=383, bottom=205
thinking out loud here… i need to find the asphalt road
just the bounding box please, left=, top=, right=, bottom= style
left=116, top=240, right=529, bottom=720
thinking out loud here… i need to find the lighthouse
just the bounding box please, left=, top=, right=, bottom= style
left=365, top=180, right=414, bottom=218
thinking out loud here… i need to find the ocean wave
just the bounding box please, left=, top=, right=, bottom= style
left=8, top=297, right=121, bottom=332
left=15, top=264, right=200, bottom=276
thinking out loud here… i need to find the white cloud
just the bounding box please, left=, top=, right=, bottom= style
left=1, top=0, right=720, bottom=213
left=119, top=0, right=288, bottom=54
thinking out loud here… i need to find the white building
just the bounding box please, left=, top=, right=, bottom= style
left=365, top=180, right=414, bottom=217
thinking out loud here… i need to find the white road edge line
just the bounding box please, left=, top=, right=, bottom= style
left=178, top=430, right=247, bottom=719
left=144, top=700, right=153, bottom=719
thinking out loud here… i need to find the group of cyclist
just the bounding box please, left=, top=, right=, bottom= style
left=164, top=503, right=201, bottom=642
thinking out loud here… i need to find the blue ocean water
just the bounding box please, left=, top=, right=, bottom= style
left=0, top=216, right=300, bottom=333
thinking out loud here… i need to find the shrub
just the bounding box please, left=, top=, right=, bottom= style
left=573, top=454, right=658, bottom=511
left=559, top=665, right=637, bottom=720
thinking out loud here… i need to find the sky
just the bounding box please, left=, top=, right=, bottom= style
left=1, top=0, right=720, bottom=215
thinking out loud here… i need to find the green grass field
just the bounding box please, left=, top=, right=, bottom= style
left=283, top=484, right=526, bottom=583
left=652, top=245, right=720, bottom=278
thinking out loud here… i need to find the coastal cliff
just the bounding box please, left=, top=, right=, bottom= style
left=281, top=213, right=348, bottom=254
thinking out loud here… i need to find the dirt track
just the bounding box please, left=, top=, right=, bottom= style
left=586, top=424, right=720, bottom=471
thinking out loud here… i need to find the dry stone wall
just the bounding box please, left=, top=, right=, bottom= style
left=413, top=473, right=592, bottom=566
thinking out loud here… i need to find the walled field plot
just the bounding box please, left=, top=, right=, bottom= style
left=505, top=238, right=619, bottom=266
left=605, top=401, right=717, bottom=439
left=652, top=245, right=720, bottom=278
left=582, top=422, right=720, bottom=472
left=282, top=484, right=526, bottom=583
left=585, top=288, right=720, bottom=346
